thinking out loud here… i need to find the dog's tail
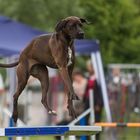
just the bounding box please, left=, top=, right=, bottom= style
left=0, top=61, right=19, bottom=68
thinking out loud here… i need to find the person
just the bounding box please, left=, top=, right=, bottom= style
left=73, top=70, right=87, bottom=100
left=73, top=70, right=88, bottom=115
left=55, top=70, right=87, bottom=140
left=70, top=63, right=103, bottom=140
left=84, top=60, right=103, bottom=140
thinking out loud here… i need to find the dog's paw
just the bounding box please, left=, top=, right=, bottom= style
left=12, top=114, right=18, bottom=124
left=68, top=106, right=77, bottom=119
left=72, top=94, right=80, bottom=100
left=48, top=110, right=57, bottom=115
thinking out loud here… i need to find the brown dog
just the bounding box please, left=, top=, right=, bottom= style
left=0, top=16, right=89, bottom=123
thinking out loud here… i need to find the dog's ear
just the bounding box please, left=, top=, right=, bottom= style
left=55, top=19, right=68, bottom=32
left=79, top=18, right=91, bottom=25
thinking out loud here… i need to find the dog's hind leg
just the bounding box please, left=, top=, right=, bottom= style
left=30, top=64, right=56, bottom=115
left=12, top=63, right=29, bottom=124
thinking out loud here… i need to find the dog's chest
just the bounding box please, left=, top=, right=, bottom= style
left=67, top=47, right=73, bottom=66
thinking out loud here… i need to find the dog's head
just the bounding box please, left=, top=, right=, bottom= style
left=55, top=16, right=90, bottom=39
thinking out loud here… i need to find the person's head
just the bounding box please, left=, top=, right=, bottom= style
left=73, top=70, right=85, bottom=83
left=86, top=60, right=95, bottom=75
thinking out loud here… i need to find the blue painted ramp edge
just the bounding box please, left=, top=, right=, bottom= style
left=5, top=127, right=69, bottom=136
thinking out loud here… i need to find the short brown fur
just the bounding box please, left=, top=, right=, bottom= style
left=0, top=16, right=89, bottom=123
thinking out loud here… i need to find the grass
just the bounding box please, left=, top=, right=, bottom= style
left=28, top=136, right=55, bottom=140
left=100, top=109, right=140, bottom=140
left=0, top=137, right=7, bottom=140
left=0, top=136, right=55, bottom=140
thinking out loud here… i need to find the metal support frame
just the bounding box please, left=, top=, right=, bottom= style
left=91, top=52, right=112, bottom=122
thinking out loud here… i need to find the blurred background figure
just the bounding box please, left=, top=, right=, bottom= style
left=107, top=68, right=121, bottom=122
left=84, top=60, right=103, bottom=140
left=72, top=60, right=103, bottom=140
left=55, top=70, right=87, bottom=140
left=84, top=60, right=103, bottom=123
left=73, top=69, right=87, bottom=100
left=73, top=69, right=88, bottom=115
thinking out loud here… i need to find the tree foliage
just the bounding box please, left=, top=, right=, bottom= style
left=0, top=0, right=82, bottom=31
left=0, top=0, right=140, bottom=64
left=80, top=0, right=140, bottom=64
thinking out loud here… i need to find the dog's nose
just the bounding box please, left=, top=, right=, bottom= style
left=79, top=32, right=84, bottom=36
left=77, top=32, right=84, bottom=39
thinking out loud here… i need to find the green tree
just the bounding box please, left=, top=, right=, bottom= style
left=0, top=0, right=82, bottom=31
left=80, top=0, right=140, bottom=64
left=0, top=0, right=140, bottom=64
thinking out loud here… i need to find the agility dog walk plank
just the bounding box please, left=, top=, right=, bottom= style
left=0, top=126, right=102, bottom=137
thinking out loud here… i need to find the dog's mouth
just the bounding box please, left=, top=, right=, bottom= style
left=76, top=32, right=84, bottom=39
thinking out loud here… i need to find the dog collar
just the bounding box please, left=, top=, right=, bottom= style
left=67, top=47, right=72, bottom=66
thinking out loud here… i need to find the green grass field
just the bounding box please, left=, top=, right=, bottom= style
left=29, top=136, right=55, bottom=140
left=0, top=136, right=55, bottom=140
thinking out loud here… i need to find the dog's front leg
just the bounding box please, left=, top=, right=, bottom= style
left=59, top=66, right=77, bottom=118
left=59, top=67, right=75, bottom=100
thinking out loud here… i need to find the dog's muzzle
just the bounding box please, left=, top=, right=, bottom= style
left=76, top=32, right=84, bottom=39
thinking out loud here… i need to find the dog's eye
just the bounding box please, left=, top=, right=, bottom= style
left=79, top=24, right=83, bottom=27
left=69, top=24, right=75, bottom=29
left=71, top=24, right=75, bottom=27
